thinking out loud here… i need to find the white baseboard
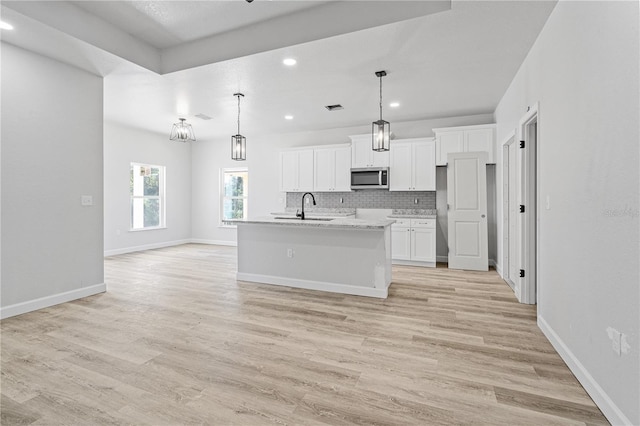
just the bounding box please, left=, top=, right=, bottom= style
left=434, top=256, right=499, bottom=271
left=236, top=272, right=388, bottom=299
left=189, top=239, right=237, bottom=247
left=104, top=239, right=192, bottom=256
left=538, top=315, right=632, bottom=426
left=392, top=259, right=436, bottom=268
left=0, top=283, right=106, bottom=320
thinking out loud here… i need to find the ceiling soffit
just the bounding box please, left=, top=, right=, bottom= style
left=2, top=0, right=451, bottom=75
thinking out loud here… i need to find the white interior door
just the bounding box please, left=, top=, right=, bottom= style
left=447, top=151, right=488, bottom=271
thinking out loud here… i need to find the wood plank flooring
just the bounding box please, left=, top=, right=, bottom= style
left=1, top=244, right=608, bottom=425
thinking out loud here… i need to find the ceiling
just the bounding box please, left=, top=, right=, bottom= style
left=1, top=1, right=557, bottom=142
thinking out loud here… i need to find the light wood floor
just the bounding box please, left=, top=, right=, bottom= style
left=1, top=244, right=608, bottom=425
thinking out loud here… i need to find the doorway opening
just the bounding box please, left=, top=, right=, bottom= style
left=520, top=105, right=539, bottom=305
left=501, top=132, right=517, bottom=293
left=502, top=103, right=539, bottom=304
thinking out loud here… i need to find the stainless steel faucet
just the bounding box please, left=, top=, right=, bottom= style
left=296, top=192, right=316, bottom=220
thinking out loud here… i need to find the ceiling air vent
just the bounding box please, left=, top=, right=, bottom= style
left=195, top=113, right=212, bottom=120
left=325, top=104, right=344, bottom=111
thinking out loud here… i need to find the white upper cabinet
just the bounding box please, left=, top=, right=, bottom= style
left=350, top=134, right=389, bottom=168
left=436, top=132, right=464, bottom=166
left=313, top=145, right=351, bottom=192
left=279, top=149, right=314, bottom=192
left=333, top=146, right=352, bottom=191
left=389, top=138, right=436, bottom=191
left=434, top=124, right=496, bottom=165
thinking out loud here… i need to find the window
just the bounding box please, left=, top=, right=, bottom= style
left=130, top=163, right=165, bottom=230
left=221, top=168, right=248, bottom=223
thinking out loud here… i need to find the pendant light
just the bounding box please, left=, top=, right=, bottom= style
left=231, top=93, right=246, bottom=161
left=372, top=70, right=390, bottom=152
left=169, top=118, right=196, bottom=142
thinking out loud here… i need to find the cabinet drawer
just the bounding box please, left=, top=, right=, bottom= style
left=391, top=218, right=411, bottom=227
left=411, top=219, right=435, bottom=228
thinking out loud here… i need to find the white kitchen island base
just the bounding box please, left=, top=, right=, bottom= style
left=236, top=218, right=393, bottom=298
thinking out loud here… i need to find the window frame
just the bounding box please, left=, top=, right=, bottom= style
left=220, top=167, right=248, bottom=227
left=130, top=162, right=166, bottom=231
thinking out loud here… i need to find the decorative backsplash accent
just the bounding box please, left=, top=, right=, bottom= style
left=286, top=190, right=436, bottom=209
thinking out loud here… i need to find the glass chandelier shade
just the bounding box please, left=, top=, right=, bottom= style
left=372, top=70, right=390, bottom=152
left=232, top=93, right=246, bottom=161
left=169, top=118, right=196, bottom=142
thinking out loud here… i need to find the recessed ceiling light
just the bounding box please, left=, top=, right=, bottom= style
left=0, top=21, right=14, bottom=30
left=284, top=115, right=294, bottom=120
left=283, top=58, right=297, bottom=66
left=390, top=102, right=400, bottom=108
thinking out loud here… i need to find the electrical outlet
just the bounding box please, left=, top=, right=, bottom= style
left=287, top=248, right=294, bottom=258
left=81, top=195, right=93, bottom=206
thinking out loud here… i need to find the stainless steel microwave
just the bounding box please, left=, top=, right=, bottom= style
left=350, top=167, right=389, bottom=190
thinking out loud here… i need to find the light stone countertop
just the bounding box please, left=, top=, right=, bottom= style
left=232, top=216, right=395, bottom=229
left=387, top=214, right=437, bottom=219
left=388, top=208, right=437, bottom=219
left=271, top=208, right=356, bottom=217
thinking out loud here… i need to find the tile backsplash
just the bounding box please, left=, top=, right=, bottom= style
left=286, top=190, right=435, bottom=209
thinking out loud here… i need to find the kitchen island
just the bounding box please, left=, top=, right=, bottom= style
left=235, top=216, right=394, bottom=298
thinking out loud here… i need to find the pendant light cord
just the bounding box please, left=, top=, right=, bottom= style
left=237, top=95, right=241, bottom=135
left=379, top=75, right=383, bottom=120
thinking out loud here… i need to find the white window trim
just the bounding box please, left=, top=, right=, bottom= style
left=220, top=167, right=248, bottom=227
left=130, top=162, right=166, bottom=231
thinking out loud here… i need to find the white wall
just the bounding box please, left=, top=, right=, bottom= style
left=494, top=2, right=639, bottom=424
left=1, top=43, right=105, bottom=318
left=103, top=122, right=192, bottom=255
left=191, top=113, right=494, bottom=245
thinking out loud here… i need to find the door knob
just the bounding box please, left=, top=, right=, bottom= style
left=481, top=214, right=486, bottom=218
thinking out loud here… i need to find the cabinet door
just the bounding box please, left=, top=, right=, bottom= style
left=333, top=146, right=352, bottom=191
left=351, top=138, right=372, bottom=168
left=389, top=143, right=412, bottom=191
left=280, top=151, right=298, bottom=191
left=391, top=226, right=411, bottom=260
left=313, top=148, right=334, bottom=191
left=436, top=131, right=464, bottom=165
left=297, top=150, right=315, bottom=191
left=412, top=141, right=436, bottom=191
left=371, top=149, right=390, bottom=168
left=465, top=128, right=495, bottom=163
left=412, top=227, right=435, bottom=262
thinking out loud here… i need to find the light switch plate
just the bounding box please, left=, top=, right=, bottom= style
left=81, top=195, right=93, bottom=206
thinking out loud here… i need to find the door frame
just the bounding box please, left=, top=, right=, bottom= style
left=501, top=130, right=517, bottom=292
left=518, top=102, right=539, bottom=305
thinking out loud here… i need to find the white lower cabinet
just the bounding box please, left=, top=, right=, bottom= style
left=391, top=223, right=412, bottom=260
left=411, top=226, right=436, bottom=263
left=390, top=218, right=436, bottom=267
